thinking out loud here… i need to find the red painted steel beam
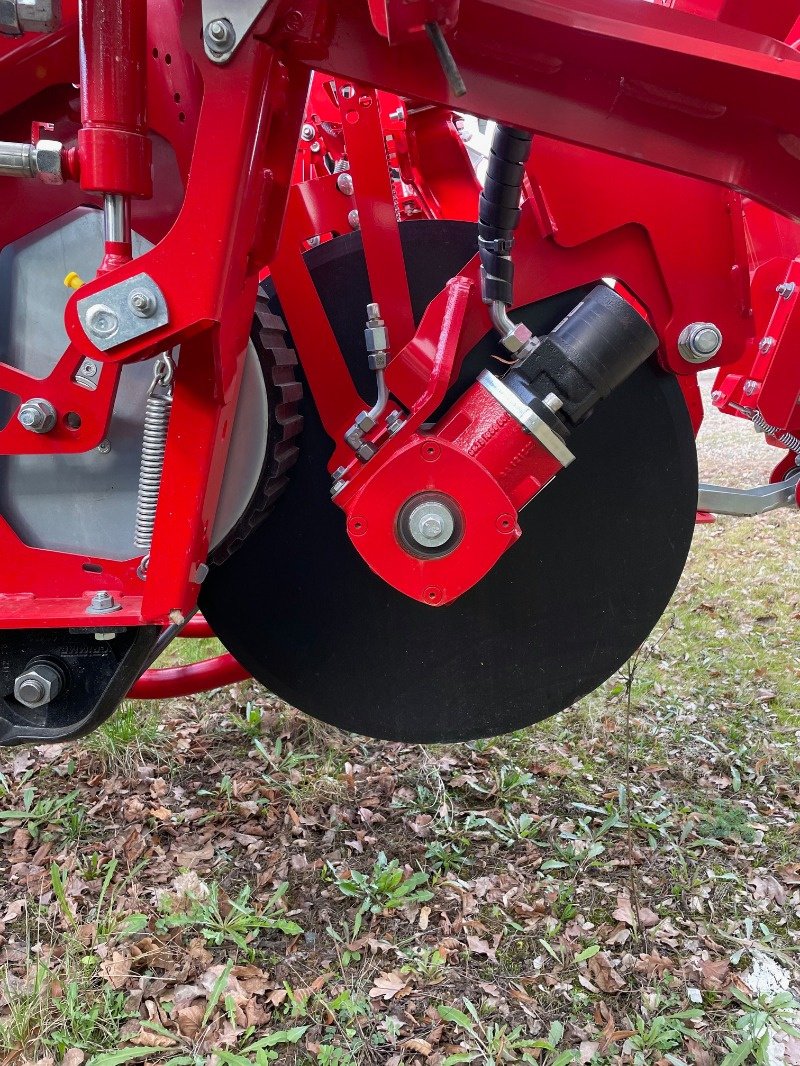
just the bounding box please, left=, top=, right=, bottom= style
left=282, top=0, right=800, bottom=219
left=130, top=653, right=250, bottom=699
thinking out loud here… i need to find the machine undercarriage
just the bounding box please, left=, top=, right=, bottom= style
left=0, top=0, right=797, bottom=745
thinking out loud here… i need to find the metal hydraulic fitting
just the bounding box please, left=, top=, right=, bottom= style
left=0, top=137, right=65, bottom=183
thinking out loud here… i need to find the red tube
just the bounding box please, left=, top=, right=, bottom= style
left=181, top=614, right=215, bottom=638
left=130, top=653, right=251, bottom=699
left=78, top=0, right=152, bottom=196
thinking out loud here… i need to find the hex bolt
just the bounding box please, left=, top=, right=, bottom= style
left=677, top=322, right=723, bottom=363
left=543, top=392, right=563, bottom=413
left=420, top=515, right=444, bottom=540
left=348, top=209, right=360, bottom=230
left=128, top=288, right=158, bottom=318
left=776, top=282, right=796, bottom=299
left=14, top=661, right=63, bottom=709
left=18, top=398, right=56, bottom=434
left=743, top=379, right=759, bottom=396
left=204, top=17, right=235, bottom=55
left=336, top=172, right=354, bottom=196
left=388, top=107, right=405, bottom=123
left=300, top=123, right=316, bottom=142
left=758, top=336, right=775, bottom=354
left=85, top=303, right=119, bottom=340
left=406, top=498, right=456, bottom=550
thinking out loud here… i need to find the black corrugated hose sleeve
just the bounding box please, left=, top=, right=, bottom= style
left=478, top=125, right=533, bottom=306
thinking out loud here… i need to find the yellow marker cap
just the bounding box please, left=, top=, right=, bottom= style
left=64, top=271, right=85, bottom=290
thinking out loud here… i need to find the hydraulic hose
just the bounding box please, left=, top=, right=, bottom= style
left=478, top=125, right=533, bottom=309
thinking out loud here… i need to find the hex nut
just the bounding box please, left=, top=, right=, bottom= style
left=367, top=352, right=387, bottom=371
left=33, top=139, right=64, bottom=185
left=501, top=322, right=533, bottom=354
left=17, top=397, right=56, bottom=434
left=128, top=288, right=158, bottom=318
left=355, top=411, right=376, bottom=433
left=678, top=322, right=723, bottom=363
left=204, top=17, right=235, bottom=54
left=14, top=662, right=62, bottom=708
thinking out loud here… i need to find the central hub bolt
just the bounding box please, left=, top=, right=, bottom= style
left=406, top=498, right=456, bottom=551
left=420, top=516, right=444, bottom=540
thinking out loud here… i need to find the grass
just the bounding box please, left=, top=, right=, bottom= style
left=0, top=403, right=797, bottom=1063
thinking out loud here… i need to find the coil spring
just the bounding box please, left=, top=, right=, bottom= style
left=750, top=409, right=800, bottom=454
left=134, top=388, right=172, bottom=551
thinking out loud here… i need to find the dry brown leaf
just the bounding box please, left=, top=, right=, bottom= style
left=403, top=1038, right=433, bottom=1057
left=586, top=951, right=626, bottom=993
left=99, top=950, right=132, bottom=991
left=466, top=934, right=497, bottom=963
left=129, top=1028, right=178, bottom=1048
left=699, top=958, right=730, bottom=990
left=176, top=1002, right=206, bottom=1038
left=369, top=970, right=410, bottom=1001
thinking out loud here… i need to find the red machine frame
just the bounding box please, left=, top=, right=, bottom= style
left=1, top=0, right=800, bottom=700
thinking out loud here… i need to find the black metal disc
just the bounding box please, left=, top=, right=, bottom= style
left=200, top=221, right=697, bottom=742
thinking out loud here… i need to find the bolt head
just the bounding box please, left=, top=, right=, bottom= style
left=85, top=303, right=119, bottom=340
left=758, top=336, right=775, bottom=354
left=420, top=515, right=444, bottom=540
left=743, top=379, right=759, bottom=396
left=405, top=498, right=457, bottom=552
left=777, top=282, right=796, bottom=299
left=348, top=209, right=360, bottom=230
left=300, top=123, right=316, bottom=142
left=336, top=172, right=354, bottom=196
left=17, top=398, right=56, bottom=434
left=97, top=439, right=111, bottom=454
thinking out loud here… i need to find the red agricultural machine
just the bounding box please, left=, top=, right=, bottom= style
left=0, top=0, right=798, bottom=745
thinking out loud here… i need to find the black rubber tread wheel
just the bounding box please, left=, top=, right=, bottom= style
left=209, top=293, right=303, bottom=565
